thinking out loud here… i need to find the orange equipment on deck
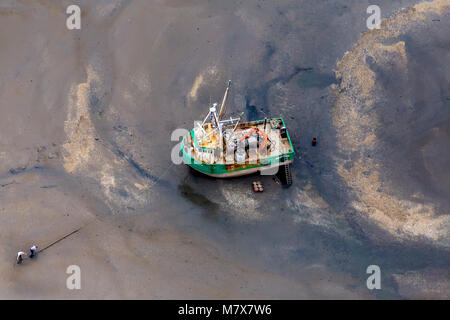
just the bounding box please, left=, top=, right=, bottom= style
left=240, top=128, right=269, bottom=151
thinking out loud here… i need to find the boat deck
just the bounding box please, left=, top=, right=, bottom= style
left=184, top=118, right=294, bottom=165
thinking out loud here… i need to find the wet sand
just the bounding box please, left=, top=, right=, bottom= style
left=0, top=0, right=449, bottom=299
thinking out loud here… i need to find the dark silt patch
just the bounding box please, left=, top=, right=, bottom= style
left=117, top=188, right=129, bottom=198
left=297, top=70, right=337, bottom=89
left=366, top=22, right=450, bottom=213
left=40, top=185, right=57, bottom=189
left=9, top=167, right=27, bottom=175
left=245, top=99, right=261, bottom=121
left=243, top=65, right=321, bottom=121
left=178, top=182, right=220, bottom=216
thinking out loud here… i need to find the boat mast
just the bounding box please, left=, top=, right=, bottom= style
left=218, top=80, right=231, bottom=120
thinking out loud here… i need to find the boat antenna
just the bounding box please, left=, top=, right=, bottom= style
left=218, top=80, right=231, bottom=120
left=232, top=112, right=245, bottom=134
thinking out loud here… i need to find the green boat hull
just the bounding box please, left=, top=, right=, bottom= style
left=181, top=117, right=295, bottom=178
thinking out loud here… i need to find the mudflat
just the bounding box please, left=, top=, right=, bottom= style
left=0, top=0, right=449, bottom=299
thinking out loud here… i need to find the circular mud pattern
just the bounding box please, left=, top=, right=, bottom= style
left=333, top=0, right=450, bottom=246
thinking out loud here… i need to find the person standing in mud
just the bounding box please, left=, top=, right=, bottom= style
left=30, top=245, right=38, bottom=258
left=16, top=251, right=26, bottom=264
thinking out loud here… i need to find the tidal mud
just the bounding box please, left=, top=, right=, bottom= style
left=0, top=0, right=449, bottom=299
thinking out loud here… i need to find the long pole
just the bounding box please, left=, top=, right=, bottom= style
left=218, top=80, right=231, bottom=120
left=37, top=228, right=82, bottom=254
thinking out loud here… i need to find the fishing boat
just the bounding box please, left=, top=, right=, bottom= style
left=181, top=81, right=295, bottom=181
